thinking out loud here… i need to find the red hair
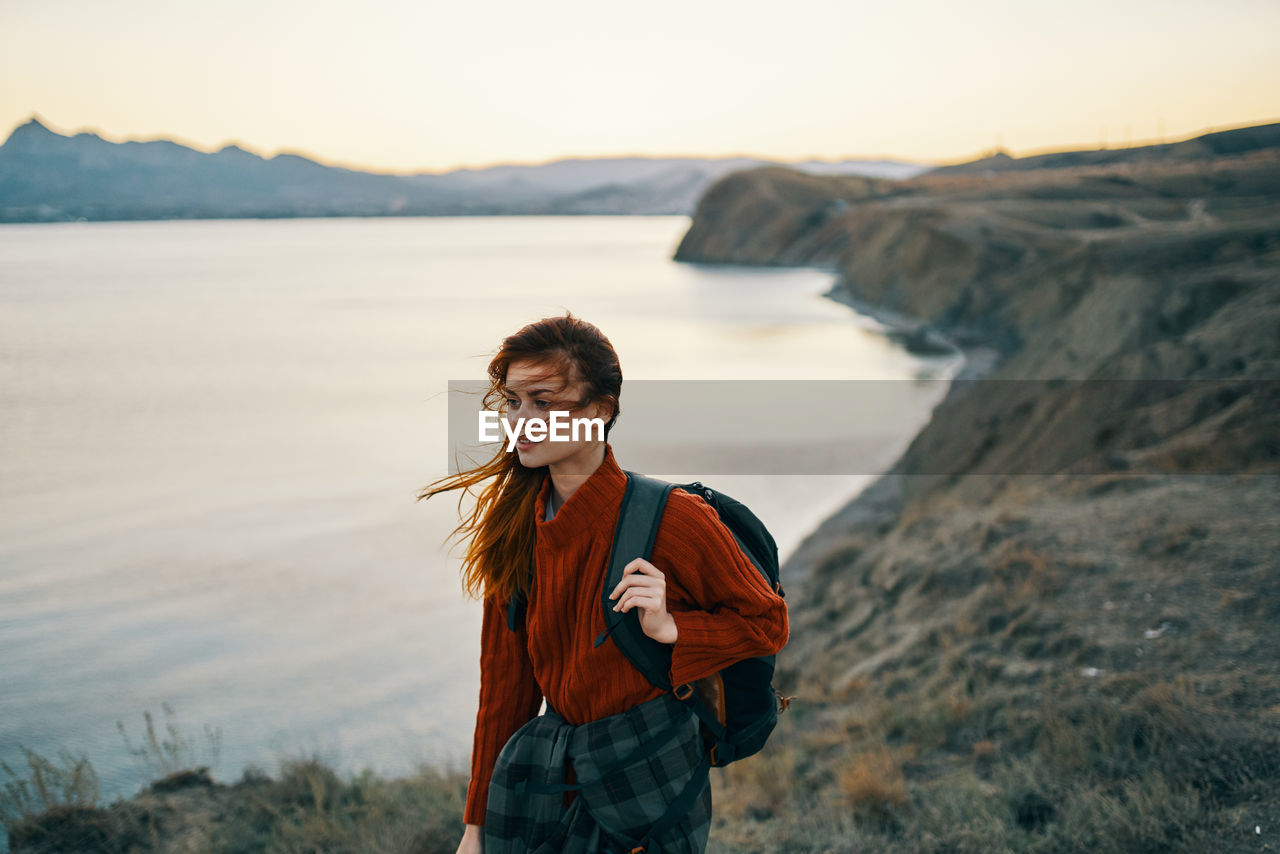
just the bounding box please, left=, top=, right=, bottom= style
left=417, top=311, right=622, bottom=605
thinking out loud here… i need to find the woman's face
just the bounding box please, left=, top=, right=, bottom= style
left=502, top=358, right=612, bottom=473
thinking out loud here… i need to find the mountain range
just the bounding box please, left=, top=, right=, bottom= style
left=0, top=117, right=926, bottom=222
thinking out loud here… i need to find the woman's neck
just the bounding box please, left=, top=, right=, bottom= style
left=547, top=442, right=607, bottom=510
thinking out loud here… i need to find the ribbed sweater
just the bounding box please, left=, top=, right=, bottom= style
left=463, top=442, right=789, bottom=825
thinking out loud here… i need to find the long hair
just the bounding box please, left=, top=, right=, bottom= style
left=418, top=311, right=622, bottom=606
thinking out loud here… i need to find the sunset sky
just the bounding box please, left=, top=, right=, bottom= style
left=2, top=0, right=1277, bottom=174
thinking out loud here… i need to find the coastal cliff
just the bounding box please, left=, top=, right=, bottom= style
left=678, top=129, right=1280, bottom=848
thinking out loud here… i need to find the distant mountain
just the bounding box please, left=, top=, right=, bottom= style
left=0, top=117, right=928, bottom=223
left=0, top=117, right=462, bottom=221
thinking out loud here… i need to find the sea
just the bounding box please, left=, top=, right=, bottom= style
left=0, top=215, right=961, bottom=823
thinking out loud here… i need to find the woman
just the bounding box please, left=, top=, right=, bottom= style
left=420, top=312, right=789, bottom=853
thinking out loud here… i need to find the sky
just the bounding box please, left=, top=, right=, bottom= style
left=2, top=0, right=1278, bottom=175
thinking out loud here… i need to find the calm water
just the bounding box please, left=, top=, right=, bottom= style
left=0, top=216, right=959, bottom=813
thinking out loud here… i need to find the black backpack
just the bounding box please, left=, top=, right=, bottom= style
left=507, top=470, right=792, bottom=768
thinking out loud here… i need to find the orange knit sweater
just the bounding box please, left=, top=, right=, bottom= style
left=463, top=442, right=789, bottom=825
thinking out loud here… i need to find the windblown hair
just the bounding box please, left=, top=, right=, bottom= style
left=417, top=311, right=622, bottom=605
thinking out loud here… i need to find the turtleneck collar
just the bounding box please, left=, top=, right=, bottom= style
left=534, top=442, right=628, bottom=550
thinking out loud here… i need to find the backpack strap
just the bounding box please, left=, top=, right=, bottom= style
left=592, top=471, right=678, bottom=691
left=595, top=473, right=740, bottom=761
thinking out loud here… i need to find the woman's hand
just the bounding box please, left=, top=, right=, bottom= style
left=456, top=822, right=483, bottom=853
left=609, top=558, right=679, bottom=644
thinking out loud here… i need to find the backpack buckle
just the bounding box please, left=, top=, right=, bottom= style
left=673, top=683, right=694, bottom=701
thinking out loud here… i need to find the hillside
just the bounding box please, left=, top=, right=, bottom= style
left=930, top=120, right=1280, bottom=175
left=675, top=127, right=1280, bottom=850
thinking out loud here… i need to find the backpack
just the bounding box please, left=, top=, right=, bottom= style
left=507, top=469, right=792, bottom=768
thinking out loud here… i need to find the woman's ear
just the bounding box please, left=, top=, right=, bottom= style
left=590, top=398, right=616, bottom=424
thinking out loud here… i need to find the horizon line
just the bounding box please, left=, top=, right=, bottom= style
left=11, top=112, right=1280, bottom=178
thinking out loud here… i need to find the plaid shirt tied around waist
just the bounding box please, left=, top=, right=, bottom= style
left=483, top=690, right=713, bottom=854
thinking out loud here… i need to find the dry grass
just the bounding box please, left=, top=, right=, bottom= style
left=1, top=747, right=99, bottom=832
left=838, top=745, right=910, bottom=816
left=714, top=738, right=800, bottom=822
left=3, top=744, right=471, bottom=854
left=991, top=543, right=1065, bottom=601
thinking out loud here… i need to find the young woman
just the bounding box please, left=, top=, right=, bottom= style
left=420, top=312, right=789, bottom=854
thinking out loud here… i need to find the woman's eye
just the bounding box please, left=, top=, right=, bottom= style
left=503, top=397, right=550, bottom=409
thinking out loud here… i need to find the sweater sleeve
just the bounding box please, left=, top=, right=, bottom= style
left=462, top=591, right=544, bottom=825
left=650, top=490, right=790, bottom=687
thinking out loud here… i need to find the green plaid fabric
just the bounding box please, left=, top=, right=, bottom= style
left=483, top=691, right=712, bottom=853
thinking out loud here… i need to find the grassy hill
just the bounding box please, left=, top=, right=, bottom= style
left=675, top=125, right=1280, bottom=851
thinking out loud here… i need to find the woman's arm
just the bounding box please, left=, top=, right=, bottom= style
left=455, top=822, right=483, bottom=853
left=462, top=591, right=544, bottom=826
left=648, top=489, right=789, bottom=687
